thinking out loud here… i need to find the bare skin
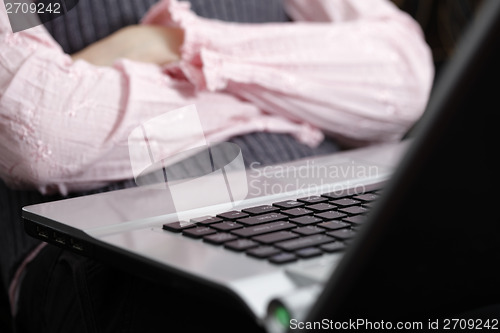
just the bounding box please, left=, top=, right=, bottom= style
left=71, top=25, right=184, bottom=66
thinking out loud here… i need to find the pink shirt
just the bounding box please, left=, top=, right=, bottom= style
left=0, top=0, right=434, bottom=195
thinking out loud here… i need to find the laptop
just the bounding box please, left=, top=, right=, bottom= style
left=21, top=0, right=500, bottom=331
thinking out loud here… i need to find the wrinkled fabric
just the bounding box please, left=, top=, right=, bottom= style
left=0, top=0, right=434, bottom=195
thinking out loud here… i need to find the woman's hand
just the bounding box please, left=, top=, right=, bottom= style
left=71, top=25, right=184, bottom=66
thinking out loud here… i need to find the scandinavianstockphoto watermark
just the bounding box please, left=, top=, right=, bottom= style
left=248, top=160, right=382, bottom=197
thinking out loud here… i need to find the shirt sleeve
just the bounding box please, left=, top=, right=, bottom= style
left=143, top=0, right=435, bottom=146
left=0, top=3, right=318, bottom=194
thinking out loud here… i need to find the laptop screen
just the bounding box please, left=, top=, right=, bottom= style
left=309, top=0, right=500, bottom=322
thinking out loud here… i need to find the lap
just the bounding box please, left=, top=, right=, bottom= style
left=16, top=245, right=264, bottom=333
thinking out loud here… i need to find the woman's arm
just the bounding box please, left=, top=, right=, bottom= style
left=0, top=4, right=316, bottom=194
left=71, top=25, right=184, bottom=67
left=0, top=0, right=433, bottom=193
left=144, top=0, right=434, bottom=146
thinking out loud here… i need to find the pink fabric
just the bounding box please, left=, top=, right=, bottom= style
left=0, top=0, right=434, bottom=195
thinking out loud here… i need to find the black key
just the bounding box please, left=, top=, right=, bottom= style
left=237, top=213, right=288, bottom=226
left=317, top=220, right=350, bottom=230
left=362, top=202, right=376, bottom=208
left=232, top=221, right=295, bottom=238
left=296, top=247, right=323, bottom=258
left=162, top=221, right=196, bottom=233
left=225, top=239, right=259, bottom=252
left=247, top=246, right=281, bottom=259
left=211, top=221, right=243, bottom=231
left=242, top=205, right=280, bottom=215
left=183, top=227, right=217, bottom=238
left=339, top=206, right=368, bottom=215
left=306, top=203, right=337, bottom=212
left=289, top=215, right=322, bottom=226
left=329, top=198, right=361, bottom=207
left=321, top=192, right=351, bottom=200
left=217, top=211, right=249, bottom=220
left=281, top=207, right=313, bottom=217
left=326, top=229, right=357, bottom=240
left=292, top=226, right=325, bottom=236
left=276, top=234, right=334, bottom=251
left=315, top=211, right=347, bottom=220
left=191, top=216, right=223, bottom=225
left=297, top=196, right=328, bottom=204
left=253, top=231, right=298, bottom=245
left=343, top=215, right=365, bottom=225
left=353, top=193, right=379, bottom=202
left=203, top=233, right=238, bottom=245
left=320, top=242, right=346, bottom=252
left=273, top=200, right=304, bottom=209
left=343, top=239, right=354, bottom=246
left=269, top=253, right=297, bottom=264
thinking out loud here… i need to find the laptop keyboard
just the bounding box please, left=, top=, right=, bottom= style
left=162, top=189, right=380, bottom=264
